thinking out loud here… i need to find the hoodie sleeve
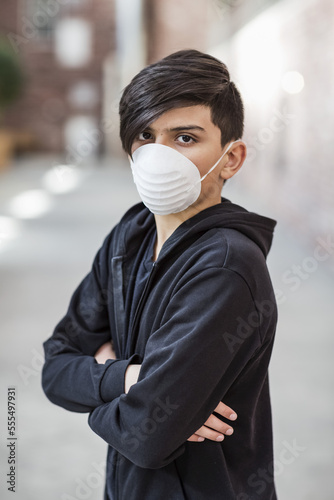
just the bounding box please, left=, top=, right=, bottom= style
left=88, top=267, right=268, bottom=468
left=41, top=229, right=138, bottom=413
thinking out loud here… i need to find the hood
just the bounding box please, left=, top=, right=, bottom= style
left=121, top=198, right=276, bottom=261
left=159, top=198, right=276, bottom=259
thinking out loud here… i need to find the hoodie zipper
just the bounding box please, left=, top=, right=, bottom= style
left=111, top=256, right=126, bottom=355
left=113, top=262, right=157, bottom=500
left=125, top=261, right=158, bottom=358
left=125, top=233, right=201, bottom=359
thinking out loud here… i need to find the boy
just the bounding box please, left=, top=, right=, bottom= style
left=42, top=49, right=278, bottom=499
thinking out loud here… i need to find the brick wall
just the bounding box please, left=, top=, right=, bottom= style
left=145, top=0, right=209, bottom=63
left=0, top=0, right=116, bottom=153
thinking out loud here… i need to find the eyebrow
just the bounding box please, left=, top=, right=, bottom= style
left=146, top=125, right=206, bottom=133
left=168, top=125, right=206, bottom=133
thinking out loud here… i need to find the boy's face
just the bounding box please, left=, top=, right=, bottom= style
left=130, top=105, right=246, bottom=212
left=131, top=105, right=226, bottom=180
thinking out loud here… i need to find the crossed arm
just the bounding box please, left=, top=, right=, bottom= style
left=94, top=341, right=238, bottom=444
left=43, top=261, right=259, bottom=468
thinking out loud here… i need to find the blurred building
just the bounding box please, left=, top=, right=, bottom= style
left=144, top=0, right=208, bottom=63
left=142, top=0, right=334, bottom=250
left=208, top=0, right=334, bottom=248
left=0, top=0, right=211, bottom=159
left=1, top=0, right=116, bottom=157
left=1, top=0, right=333, bottom=249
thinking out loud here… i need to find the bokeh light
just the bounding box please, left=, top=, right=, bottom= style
left=281, top=71, right=305, bottom=94
left=8, top=190, right=53, bottom=219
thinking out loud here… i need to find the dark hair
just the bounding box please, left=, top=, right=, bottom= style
left=119, top=49, right=244, bottom=156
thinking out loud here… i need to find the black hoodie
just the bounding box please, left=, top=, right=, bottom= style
left=42, top=198, right=278, bottom=500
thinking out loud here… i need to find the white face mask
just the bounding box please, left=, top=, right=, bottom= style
left=130, top=140, right=239, bottom=216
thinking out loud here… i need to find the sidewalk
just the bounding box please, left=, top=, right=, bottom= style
left=0, top=156, right=333, bottom=499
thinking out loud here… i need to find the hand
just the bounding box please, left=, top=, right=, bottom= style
left=94, top=341, right=117, bottom=364
left=124, top=364, right=141, bottom=394
left=187, top=401, right=237, bottom=443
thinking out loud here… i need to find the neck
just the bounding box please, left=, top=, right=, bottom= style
left=153, top=195, right=221, bottom=261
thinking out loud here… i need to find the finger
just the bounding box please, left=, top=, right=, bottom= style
left=204, top=414, right=234, bottom=436
left=187, top=434, right=205, bottom=443
left=94, top=342, right=107, bottom=357
left=192, top=425, right=225, bottom=442
left=214, top=401, right=237, bottom=421
left=94, top=342, right=116, bottom=363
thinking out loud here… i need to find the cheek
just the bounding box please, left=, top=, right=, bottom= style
left=131, top=142, right=140, bottom=155
left=190, top=151, right=220, bottom=177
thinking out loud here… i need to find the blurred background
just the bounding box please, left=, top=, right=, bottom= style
left=0, top=0, right=333, bottom=498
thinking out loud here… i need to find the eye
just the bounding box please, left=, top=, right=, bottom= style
left=177, top=135, right=196, bottom=144
left=138, top=132, right=153, bottom=141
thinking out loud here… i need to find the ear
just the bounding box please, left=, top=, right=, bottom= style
left=219, top=141, right=247, bottom=181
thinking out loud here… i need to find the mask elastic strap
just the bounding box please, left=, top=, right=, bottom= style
left=199, top=140, right=240, bottom=182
